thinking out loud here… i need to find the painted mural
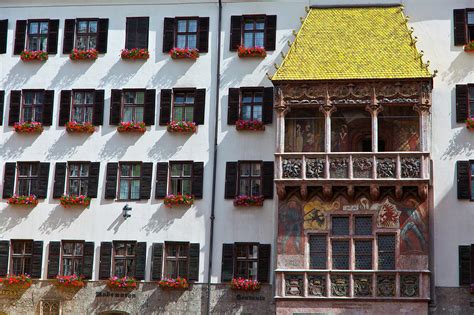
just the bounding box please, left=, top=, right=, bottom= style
left=278, top=197, right=304, bottom=255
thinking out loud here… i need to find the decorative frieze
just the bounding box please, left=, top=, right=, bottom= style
left=401, top=157, right=421, bottom=178
left=354, top=275, right=372, bottom=297
left=282, top=159, right=302, bottom=178
left=331, top=275, right=349, bottom=297
left=285, top=275, right=304, bottom=296
left=377, top=275, right=396, bottom=297
left=377, top=158, right=396, bottom=178
left=306, top=158, right=325, bottom=178
left=353, top=157, right=373, bottom=178
left=400, top=274, right=419, bottom=297
left=308, top=275, right=326, bottom=297
left=329, top=158, right=348, bottom=178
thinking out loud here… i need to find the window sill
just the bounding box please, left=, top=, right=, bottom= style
left=235, top=119, right=265, bottom=131
left=167, top=121, right=197, bottom=133
left=117, top=122, right=146, bottom=133
left=13, top=122, right=44, bottom=133
left=169, top=48, right=199, bottom=60
left=237, top=46, right=267, bottom=58
left=121, top=48, right=150, bottom=60
left=65, top=121, right=96, bottom=134
left=20, top=50, right=48, bottom=61
left=69, top=48, right=99, bottom=61
left=233, top=195, right=264, bottom=207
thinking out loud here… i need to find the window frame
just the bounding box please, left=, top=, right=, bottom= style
left=169, top=161, right=194, bottom=196
left=40, top=300, right=61, bottom=315
left=377, top=233, right=397, bottom=271
left=172, top=89, right=196, bottom=122
left=239, top=88, right=264, bottom=122
left=60, top=240, right=85, bottom=276
left=112, top=241, right=137, bottom=278
left=308, top=233, right=328, bottom=270
left=237, top=160, right=263, bottom=197
left=233, top=242, right=259, bottom=280
left=467, top=10, right=474, bottom=42
left=117, top=162, right=142, bottom=201
left=21, top=90, right=45, bottom=123
left=75, top=18, right=99, bottom=50
left=241, top=15, right=266, bottom=48
left=26, top=19, right=49, bottom=51
left=66, top=162, right=90, bottom=196
left=10, top=239, right=34, bottom=276
left=164, top=242, right=190, bottom=279
left=16, top=162, right=40, bottom=196
left=71, top=90, right=95, bottom=124
left=174, top=17, right=199, bottom=50
left=121, top=89, right=146, bottom=123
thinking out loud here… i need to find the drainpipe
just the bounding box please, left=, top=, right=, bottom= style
left=206, top=0, right=222, bottom=314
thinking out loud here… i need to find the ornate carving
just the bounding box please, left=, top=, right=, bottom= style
left=276, top=184, right=286, bottom=201
left=353, top=157, right=373, bottom=178
left=418, top=184, right=428, bottom=201
left=377, top=158, right=396, bottom=178
left=413, top=103, right=431, bottom=114
left=282, top=159, right=302, bottom=178
left=282, top=84, right=326, bottom=105
left=306, top=158, right=325, bottom=178
left=377, top=275, right=396, bottom=297
left=322, top=184, right=333, bottom=201
left=285, top=275, right=304, bottom=297
left=300, top=184, right=308, bottom=201
left=401, top=157, right=421, bottom=178
left=308, top=275, right=326, bottom=297
left=401, top=274, right=419, bottom=297
left=354, top=275, right=373, bottom=297
left=330, top=158, right=348, bottom=178
left=331, top=275, right=349, bottom=297
left=319, top=104, right=337, bottom=116
left=399, top=82, right=419, bottom=96
left=379, top=97, right=418, bottom=104
left=332, top=98, right=371, bottom=105
left=370, top=184, right=380, bottom=201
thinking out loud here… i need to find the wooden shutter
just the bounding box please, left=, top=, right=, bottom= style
left=163, top=18, right=175, bottom=53
left=221, top=244, right=234, bottom=282
left=194, top=89, right=206, bottom=125
left=159, top=89, right=172, bottom=125
left=198, top=17, right=209, bottom=53
left=135, top=242, right=147, bottom=281
left=471, top=244, right=474, bottom=285
left=0, top=20, right=7, bottom=54
left=257, top=244, right=271, bottom=283
left=105, top=163, right=118, bottom=199
left=459, top=245, right=471, bottom=285
left=265, top=15, right=277, bottom=51
left=456, top=85, right=469, bottom=123
left=151, top=243, right=163, bottom=281
left=63, top=19, right=76, bottom=54
left=188, top=243, right=200, bottom=282
left=8, top=90, right=21, bottom=126
left=47, top=241, right=60, bottom=279
left=454, top=9, right=467, bottom=46
left=457, top=160, right=470, bottom=200
left=263, top=87, right=274, bottom=124
left=3, top=162, right=16, bottom=198
left=125, top=17, right=138, bottom=50
left=192, top=162, right=204, bottom=199
left=262, top=161, right=274, bottom=199
left=88, top=162, right=100, bottom=198
left=13, top=20, right=26, bottom=55
left=126, top=17, right=149, bottom=49
left=0, top=90, right=4, bottom=126
left=31, top=241, right=43, bottom=279
left=0, top=241, right=9, bottom=277
left=224, top=162, right=237, bottom=199
left=82, top=242, right=94, bottom=280
left=155, top=162, right=168, bottom=199
left=47, top=19, right=59, bottom=54
left=227, top=88, right=240, bottom=125
left=58, top=90, right=71, bottom=126
left=97, top=19, right=109, bottom=53
left=36, top=162, right=50, bottom=199
left=99, top=242, right=112, bottom=280
left=140, top=162, right=153, bottom=200
left=229, top=16, right=242, bottom=51
left=52, top=162, right=66, bottom=198
left=109, top=89, right=122, bottom=125
left=144, top=89, right=156, bottom=126
left=93, top=90, right=105, bottom=126
left=42, top=90, right=54, bottom=126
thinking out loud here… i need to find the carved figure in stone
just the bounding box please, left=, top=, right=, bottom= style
left=377, top=275, right=396, bottom=297
left=353, top=157, right=373, bottom=178
left=308, top=275, right=326, bottom=296
left=351, top=84, right=371, bottom=98
left=306, top=159, right=325, bottom=178
left=401, top=275, right=419, bottom=297
left=282, top=159, right=302, bottom=178
left=330, top=158, right=348, bottom=178
left=377, top=158, right=396, bottom=178
left=331, top=275, right=349, bottom=297
left=399, top=82, right=419, bottom=96
left=332, top=124, right=349, bottom=152
left=354, top=276, right=372, bottom=297
left=401, top=157, right=421, bottom=178
left=377, top=199, right=401, bottom=228
left=285, top=276, right=303, bottom=296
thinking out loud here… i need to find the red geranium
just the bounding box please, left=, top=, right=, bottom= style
left=167, top=121, right=197, bottom=133
left=60, top=195, right=91, bottom=207
left=0, top=274, right=32, bottom=288
left=121, top=48, right=150, bottom=60
left=237, top=46, right=266, bottom=58
left=69, top=48, right=98, bottom=60
left=170, top=48, right=199, bottom=60
left=20, top=50, right=48, bottom=61
left=158, top=277, right=189, bottom=289
left=107, top=276, right=137, bottom=289
left=236, top=119, right=265, bottom=131
left=14, top=121, right=44, bottom=133
left=117, top=121, right=146, bottom=133
left=65, top=121, right=95, bottom=133
left=233, top=195, right=264, bottom=207
left=164, top=194, right=194, bottom=208
left=230, top=278, right=261, bottom=291
left=7, top=195, right=38, bottom=206
left=56, top=274, right=85, bottom=288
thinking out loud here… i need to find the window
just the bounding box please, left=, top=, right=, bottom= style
left=238, top=162, right=261, bottom=197
left=331, top=106, right=372, bottom=152
left=176, top=19, right=198, bottom=49
left=122, top=91, right=145, bottom=122
left=40, top=300, right=61, bottom=315
left=76, top=19, right=98, bottom=50
left=125, top=17, right=149, bottom=49
left=242, top=16, right=265, bottom=48
left=72, top=91, right=94, bottom=123
left=10, top=240, right=33, bottom=275
left=355, top=240, right=372, bottom=270
left=17, top=163, right=39, bottom=196
left=118, top=164, right=141, bottom=200
left=170, top=162, right=192, bottom=195
left=67, top=163, right=90, bottom=196
left=332, top=240, right=349, bottom=269
left=284, top=109, right=325, bottom=152
left=113, top=241, right=136, bottom=277
left=173, top=91, right=195, bottom=122
left=468, top=11, right=474, bottom=42
left=234, top=243, right=258, bottom=280
left=22, top=91, right=44, bottom=123
left=378, top=235, right=396, bottom=270
left=378, top=106, right=420, bottom=151
left=27, top=21, right=48, bottom=51
left=61, top=241, right=84, bottom=276
left=164, top=242, right=189, bottom=278
left=459, top=245, right=472, bottom=286
left=240, top=90, right=263, bottom=121
left=309, top=234, right=327, bottom=269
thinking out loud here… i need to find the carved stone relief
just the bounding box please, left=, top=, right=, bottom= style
left=401, top=157, right=421, bottom=178
left=308, top=275, right=326, bottom=297
left=282, top=159, right=302, bottom=178
left=331, top=275, right=349, bottom=297
left=353, top=157, right=373, bottom=178
left=377, top=275, right=396, bottom=297
left=306, top=159, right=325, bottom=178
left=285, top=275, right=304, bottom=297
left=354, top=275, right=373, bottom=297
left=401, top=274, right=419, bottom=297
left=330, top=158, right=348, bottom=178
left=377, top=158, right=396, bottom=178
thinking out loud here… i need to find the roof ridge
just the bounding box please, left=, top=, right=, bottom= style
left=310, top=4, right=401, bottom=9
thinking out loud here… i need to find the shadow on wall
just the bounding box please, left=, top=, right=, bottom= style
left=141, top=203, right=188, bottom=236
left=38, top=205, right=85, bottom=235
left=149, top=58, right=191, bottom=88
left=444, top=52, right=474, bottom=86
left=0, top=133, right=42, bottom=160
left=98, top=132, right=141, bottom=160
left=46, top=132, right=90, bottom=160
left=147, top=131, right=190, bottom=160
left=0, top=204, right=32, bottom=234
left=47, top=60, right=95, bottom=89
left=97, top=59, right=146, bottom=88
left=0, top=61, right=43, bottom=90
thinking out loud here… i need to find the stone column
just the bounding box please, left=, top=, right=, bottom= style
left=319, top=104, right=336, bottom=153
left=414, top=103, right=431, bottom=152
left=275, top=88, right=288, bottom=154
left=365, top=103, right=383, bottom=153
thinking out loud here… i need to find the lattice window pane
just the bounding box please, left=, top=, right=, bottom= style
left=355, top=240, right=372, bottom=270
left=331, top=217, right=349, bottom=236
left=309, top=234, right=327, bottom=269
left=332, top=240, right=349, bottom=269
left=378, top=235, right=395, bottom=270
left=355, top=216, right=373, bottom=235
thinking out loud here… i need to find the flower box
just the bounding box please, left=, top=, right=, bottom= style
left=236, top=119, right=265, bottom=131
left=20, top=50, right=48, bottom=61
left=60, top=195, right=91, bottom=207
left=164, top=194, right=194, bottom=208
left=7, top=195, right=38, bottom=206
left=107, top=276, right=137, bottom=290
left=465, top=41, right=474, bottom=52
left=0, top=275, right=32, bottom=289
left=230, top=278, right=261, bottom=291
left=69, top=48, right=98, bottom=61
left=65, top=121, right=95, bottom=133
left=14, top=122, right=43, bottom=133
left=233, top=195, right=264, bottom=207
left=237, top=46, right=266, bottom=58
left=167, top=121, right=197, bottom=133
left=170, top=48, right=199, bottom=60
left=466, top=118, right=474, bottom=130
left=158, top=277, right=189, bottom=290
left=55, top=275, right=85, bottom=289
left=121, top=48, right=150, bottom=60
left=117, top=121, right=146, bottom=133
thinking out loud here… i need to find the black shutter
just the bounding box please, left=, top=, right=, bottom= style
left=0, top=90, right=4, bottom=126
left=8, top=90, right=21, bottom=126
left=163, top=18, right=175, bottom=53
left=159, top=89, right=172, bottom=125
left=457, top=161, right=470, bottom=200
left=52, top=162, right=66, bottom=198
left=262, top=161, right=274, bottom=199
left=140, top=162, right=153, bottom=200
left=471, top=244, right=474, bottom=285
left=47, top=241, right=60, bottom=279
left=224, top=162, right=237, bottom=199
left=144, top=89, right=156, bottom=126
left=31, top=241, right=43, bottom=279
left=188, top=243, right=200, bottom=282
left=229, top=16, right=242, bottom=51
left=0, top=20, right=7, bottom=54
left=97, top=19, right=109, bottom=53
left=257, top=244, right=271, bottom=283
left=125, top=17, right=138, bottom=50
left=221, top=244, right=234, bottom=282
left=454, top=9, right=467, bottom=46
left=227, top=88, right=240, bottom=125
left=88, top=162, right=100, bottom=198
left=109, top=89, right=122, bottom=125
left=192, top=162, right=204, bottom=199
left=194, top=89, right=206, bottom=125
left=135, top=242, right=146, bottom=281
left=151, top=243, right=163, bottom=281
left=47, top=19, right=59, bottom=54
left=198, top=17, right=209, bottom=53
left=0, top=241, right=9, bottom=277
left=82, top=242, right=94, bottom=280
left=105, top=163, right=118, bottom=199
left=456, top=84, right=469, bottom=123
left=58, top=90, right=71, bottom=126
left=265, top=15, right=277, bottom=51
left=42, top=90, right=54, bottom=126
left=63, top=19, right=76, bottom=54
left=3, top=162, right=16, bottom=199
left=126, top=17, right=149, bottom=49
left=459, top=245, right=471, bottom=285
left=155, top=162, right=168, bottom=199
left=36, top=162, right=50, bottom=199
left=99, top=242, right=112, bottom=280
left=263, top=87, right=274, bottom=124
left=93, top=90, right=105, bottom=126
left=13, top=20, right=26, bottom=55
